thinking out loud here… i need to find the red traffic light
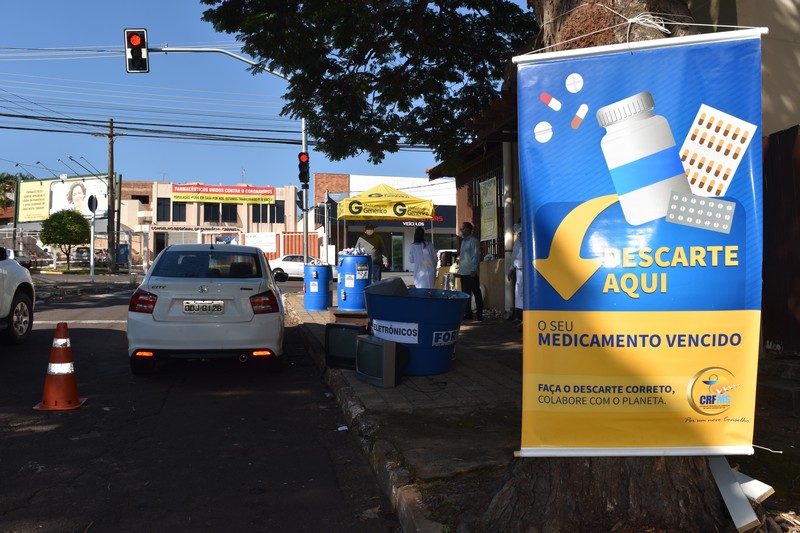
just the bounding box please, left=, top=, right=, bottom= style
left=124, top=28, right=149, bottom=73
left=298, top=152, right=310, bottom=184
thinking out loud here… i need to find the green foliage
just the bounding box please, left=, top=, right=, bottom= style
left=40, top=209, right=91, bottom=268
left=0, top=171, right=29, bottom=208
left=201, top=0, right=538, bottom=164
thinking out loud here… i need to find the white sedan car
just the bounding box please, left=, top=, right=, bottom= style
left=126, top=243, right=288, bottom=375
left=269, top=254, right=338, bottom=279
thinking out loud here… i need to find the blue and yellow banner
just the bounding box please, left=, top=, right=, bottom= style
left=514, top=29, right=766, bottom=456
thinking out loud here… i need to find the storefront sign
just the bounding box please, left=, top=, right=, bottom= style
left=479, top=178, right=497, bottom=241
left=172, top=184, right=275, bottom=204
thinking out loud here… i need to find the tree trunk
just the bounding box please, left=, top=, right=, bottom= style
left=478, top=456, right=735, bottom=532
left=478, top=2, right=740, bottom=531
left=533, top=0, right=698, bottom=53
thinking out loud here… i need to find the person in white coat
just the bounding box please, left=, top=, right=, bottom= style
left=409, top=227, right=437, bottom=289
left=508, top=223, right=524, bottom=327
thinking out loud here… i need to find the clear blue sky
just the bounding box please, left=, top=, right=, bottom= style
left=1, top=2, right=530, bottom=189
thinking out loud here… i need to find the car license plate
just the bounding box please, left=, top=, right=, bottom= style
left=183, top=300, right=224, bottom=314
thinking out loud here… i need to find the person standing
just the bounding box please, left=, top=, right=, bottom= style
left=356, top=223, right=389, bottom=282
left=457, top=221, right=483, bottom=320
left=409, top=227, right=437, bottom=289
left=507, top=222, right=524, bottom=330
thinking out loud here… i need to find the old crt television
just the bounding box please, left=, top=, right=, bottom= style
left=325, top=323, right=367, bottom=369
left=355, top=335, right=409, bottom=388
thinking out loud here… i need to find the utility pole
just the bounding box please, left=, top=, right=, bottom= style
left=107, top=118, right=117, bottom=272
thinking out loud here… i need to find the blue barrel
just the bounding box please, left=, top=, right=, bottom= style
left=304, top=264, right=332, bottom=311
left=337, top=254, right=372, bottom=312
left=365, top=287, right=469, bottom=376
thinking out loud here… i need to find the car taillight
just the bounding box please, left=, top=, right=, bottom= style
left=250, top=291, right=280, bottom=314
left=129, top=289, right=157, bottom=314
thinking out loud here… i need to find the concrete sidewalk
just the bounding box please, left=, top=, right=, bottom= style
left=284, top=288, right=524, bottom=531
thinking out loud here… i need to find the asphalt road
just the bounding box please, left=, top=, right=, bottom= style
left=0, top=290, right=398, bottom=532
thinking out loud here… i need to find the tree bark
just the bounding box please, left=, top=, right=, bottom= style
left=478, top=1, right=741, bottom=531
left=478, top=456, right=735, bottom=532
left=533, top=0, right=697, bottom=52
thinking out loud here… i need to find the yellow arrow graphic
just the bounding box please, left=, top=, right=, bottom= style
left=534, top=194, right=619, bottom=300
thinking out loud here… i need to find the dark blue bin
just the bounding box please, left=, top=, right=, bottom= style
left=337, top=254, right=372, bottom=312
left=304, top=264, right=332, bottom=311
left=365, top=284, right=469, bottom=376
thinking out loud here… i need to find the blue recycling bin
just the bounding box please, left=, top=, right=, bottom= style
left=304, top=264, right=333, bottom=311
left=364, top=282, right=469, bottom=376
left=337, top=254, right=372, bottom=312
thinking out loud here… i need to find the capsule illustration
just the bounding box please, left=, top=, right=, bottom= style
left=539, top=92, right=562, bottom=111
left=571, top=104, right=589, bottom=129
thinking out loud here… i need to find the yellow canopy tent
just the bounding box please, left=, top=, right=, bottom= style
left=337, top=183, right=436, bottom=220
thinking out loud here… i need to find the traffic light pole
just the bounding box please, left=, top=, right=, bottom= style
left=301, top=119, right=308, bottom=263
left=150, top=45, right=310, bottom=262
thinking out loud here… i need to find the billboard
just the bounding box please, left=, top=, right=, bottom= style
left=514, top=29, right=765, bottom=456
left=18, top=176, right=109, bottom=223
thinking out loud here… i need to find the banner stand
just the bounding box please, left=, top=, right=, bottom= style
left=514, top=27, right=768, bottom=456
left=707, top=456, right=762, bottom=532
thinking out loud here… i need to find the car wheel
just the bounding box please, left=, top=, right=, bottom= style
left=3, top=292, right=33, bottom=344
left=130, top=355, right=156, bottom=375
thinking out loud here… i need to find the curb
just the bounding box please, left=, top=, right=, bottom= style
left=291, top=299, right=442, bottom=532
left=35, top=283, right=134, bottom=302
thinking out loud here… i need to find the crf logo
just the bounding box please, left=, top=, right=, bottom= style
left=348, top=200, right=363, bottom=215
left=393, top=202, right=407, bottom=216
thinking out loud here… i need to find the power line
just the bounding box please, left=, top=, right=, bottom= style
left=0, top=111, right=299, bottom=134
left=0, top=110, right=430, bottom=151
left=0, top=48, right=434, bottom=155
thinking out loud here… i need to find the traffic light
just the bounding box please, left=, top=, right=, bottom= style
left=298, top=152, right=310, bottom=184
left=124, top=29, right=149, bottom=73
left=296, top=190, right=304, bottom=210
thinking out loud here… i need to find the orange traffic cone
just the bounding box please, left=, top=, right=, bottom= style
left=33, top=322, right=86, bottom=411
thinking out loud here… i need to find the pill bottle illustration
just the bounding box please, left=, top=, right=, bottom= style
left=596, top=92, right=690, bottom=226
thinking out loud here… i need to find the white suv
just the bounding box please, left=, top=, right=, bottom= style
left=0, top=247, right=35, bottom=344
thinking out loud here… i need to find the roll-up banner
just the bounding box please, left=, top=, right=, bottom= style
left=514, top=28, right=767, bottom=457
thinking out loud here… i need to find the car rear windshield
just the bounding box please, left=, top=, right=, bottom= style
left=151, top=251, right=262, bottom=279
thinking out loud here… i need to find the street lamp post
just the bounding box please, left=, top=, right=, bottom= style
left=35, top=161, right=59, bottom=178
left=79, top=156, right=104, bottom=175
left=14, top=162, right=36, bottom=176
left=68, top=156, right=94, bottom=176
left=58, top=158, right=80, bottom=175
